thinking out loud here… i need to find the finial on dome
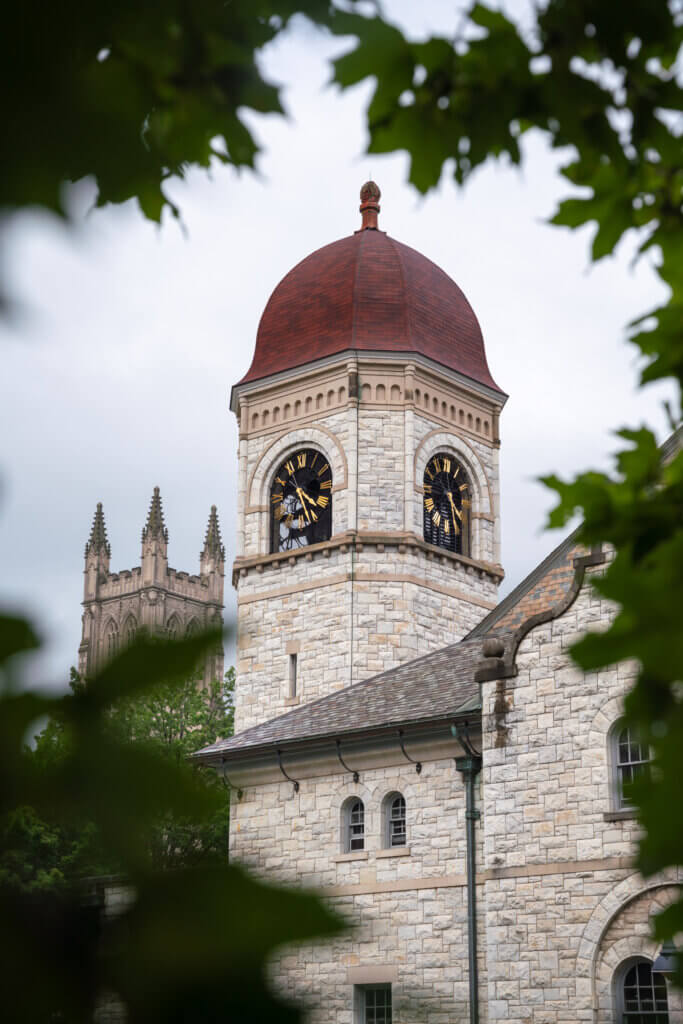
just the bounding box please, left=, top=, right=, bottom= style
left=359, top=181, right=381, bottom=230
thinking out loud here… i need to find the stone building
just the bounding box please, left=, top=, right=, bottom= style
left=79, top=487, right=225, bottom=685
left=195, top=185, right=682, bottom=1023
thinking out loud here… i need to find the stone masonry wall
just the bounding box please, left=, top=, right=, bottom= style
left=481, top=567, right=682, bottom=1023
left=234, top=397, right=500, bottom=733
left=229, top=757, right=487, bottom=1023
left=235, top=542, right=497, bottom=732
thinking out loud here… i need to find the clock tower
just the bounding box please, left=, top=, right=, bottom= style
left=232, top=183, right=506, bottom=733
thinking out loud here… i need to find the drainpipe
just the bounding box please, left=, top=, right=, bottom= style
left=454, top=733, right=482, bottom=1024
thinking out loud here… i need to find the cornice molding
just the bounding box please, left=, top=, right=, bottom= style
left=231, top=348, right=507, bottom=415
left=232, top=529, right=504, bottom=587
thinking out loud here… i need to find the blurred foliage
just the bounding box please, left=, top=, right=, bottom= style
left=1, top=0, right=351, bottom=225
left=0, top=623, right=342, bottom=1021
left=1, top=664, right=236, bottom=889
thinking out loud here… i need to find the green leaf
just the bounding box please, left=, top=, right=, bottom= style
left=0, top=614, right=41, bottom=667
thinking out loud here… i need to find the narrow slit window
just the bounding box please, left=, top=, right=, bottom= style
left=288, top=653, right=297, bottom=698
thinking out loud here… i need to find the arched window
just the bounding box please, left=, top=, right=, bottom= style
left=123, top=615, right=137, bottom=647
left=612, top=722, right=651, bottom=809
left=104, top=620, right=119, bottom=659
left=423, top=452, right=471, bottom=556
left=166, top=615, right=181, bottom=641
left=270, top=448, right=333, bottom=552
left=616, top=959, right=669, bottom=1022
left=383, top=792, right=406, bottom=848
left=342, top=798, right=365, bottom=853
left=186, top=618, right=200, bottom=637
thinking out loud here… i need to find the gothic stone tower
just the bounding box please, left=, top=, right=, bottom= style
left=232, top=183, right=507, bottom=732
left=78, top=488, right=225, bottom=684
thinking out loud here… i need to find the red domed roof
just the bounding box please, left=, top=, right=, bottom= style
left=239, top=185, right=503, bottom=395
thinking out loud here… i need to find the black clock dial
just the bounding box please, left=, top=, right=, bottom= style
left=270, top=448, right=333, bottom=552
left=423, top=453, right=470, bottom=555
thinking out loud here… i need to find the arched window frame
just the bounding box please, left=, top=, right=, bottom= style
left=122, top=614, right=137, bottom=647
left=166, top=614, right=182, bottom=641
left=104, top=619, right=119, bottom=660
left=269, top=447, right=333, bottom=553
left=382, top=791, right=406, bottom=849
left=610, top=720, right=651, bottom=810
left=341, top=797, right=365, bottom=853
left=614, top=957, right=669, bottom=1022
left=422, top=451, right=472, bottom=557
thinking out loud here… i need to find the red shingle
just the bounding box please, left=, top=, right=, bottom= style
left=239, top=229, right=504, bottom=394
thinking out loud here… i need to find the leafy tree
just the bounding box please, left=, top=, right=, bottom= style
left=327, top=0, right=683, bottom=980
left=0, top=622, right=342, bottom=1021
left=2, top=664, right=237, bottom=890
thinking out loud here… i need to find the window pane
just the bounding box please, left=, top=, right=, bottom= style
left=622, top=961, right=669, bottom=1022
left=390, top=796, right=406, bottom=847
left=349, top=800, right=364, bottom=851
left=617, top=725, right=651, bottom=807
left=364, top=986, right=392, bottom=1024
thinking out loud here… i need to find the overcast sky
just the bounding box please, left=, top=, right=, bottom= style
left=0, top=2, right=675, bottom=691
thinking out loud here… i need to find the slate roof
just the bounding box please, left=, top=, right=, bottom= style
left=195, top=528, right=588, bottom=765
left=194, top=635, right=499, bottom=764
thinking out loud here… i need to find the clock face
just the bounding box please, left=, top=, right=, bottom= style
left=270, top=448, right=333, bottom=552
left=423, top=453, right=470, bottom=554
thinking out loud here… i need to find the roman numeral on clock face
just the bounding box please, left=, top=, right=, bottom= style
left=285, top=460, right=295, bottom=475
left=297, top=452, right=306, bottom=468
left=271, top=493, right=283, bottom=504
left=317, top=495, right=329, bottom=508
left=425, top=498, right=434, bottom=511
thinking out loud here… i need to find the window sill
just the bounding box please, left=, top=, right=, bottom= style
left=603, top=809, right=638, bottom=822
left=283, top=696, right=300, bottom=707
left=334, top=850, right=369, bottom=864
left=376, top=847, right=411, bottom=859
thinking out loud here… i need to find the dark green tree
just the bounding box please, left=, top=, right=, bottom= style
left=0, top=623, right=342, bottom=1021
left=2, top=665, right=236, bottom=891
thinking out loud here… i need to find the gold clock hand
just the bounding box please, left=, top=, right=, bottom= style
left=447, top=492, right=459, bottom=534
left=296, top=487, right=311, bottom=524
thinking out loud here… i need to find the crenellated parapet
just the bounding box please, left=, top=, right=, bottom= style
left=78, top=489, right=225, bottom=686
